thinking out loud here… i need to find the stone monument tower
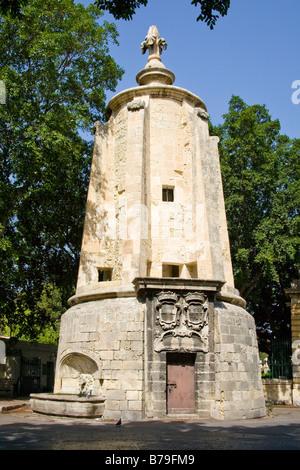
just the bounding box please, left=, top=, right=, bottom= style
left=54, top=26, right=266, bottom=420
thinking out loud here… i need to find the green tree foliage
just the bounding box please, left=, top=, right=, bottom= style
left=2, top=0, right=231, bottom=28
left=191, top=0, right=230, bottom=28
left=0, top=0, right=28, bottom=17
left=1, top=282, right=63, bottom=343
left=94, top=0, right=148, bottom=21
left=94, top=0, right=231, bottom=28
left=0, top=0, right=124, bottom=340
left=212, top=96, right=300, bottom=349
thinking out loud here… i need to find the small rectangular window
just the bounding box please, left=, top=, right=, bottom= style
left=170, top=265, right=179, bottom=277
left=162, top=186, right=174, bottom=202
left=98, top=268, right=112, bottom=282
left=162, top=264, right=180, bottom=278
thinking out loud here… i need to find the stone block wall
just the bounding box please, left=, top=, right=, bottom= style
left=55, top=296, right=145, bottom=420
left=285, top=278, right=300, bottom=405
left=55, top=290, right=266, bottom=420
left=142, top=280, right=218, bottom=418
left=213, top=301, right=266, bottom=419
left=262, top=379, right=293, bottom=405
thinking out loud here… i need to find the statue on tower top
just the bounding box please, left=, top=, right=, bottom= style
left=141, top=25, right=167, bottom=62
left=136, top=25, right=175, bottom=84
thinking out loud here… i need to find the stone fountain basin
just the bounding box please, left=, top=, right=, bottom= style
left=30, top=393, right=105, bottom=418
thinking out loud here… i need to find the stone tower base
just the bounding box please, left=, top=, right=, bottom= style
left=54, top=279, right=266, bottom=420
left=213, top=301, right=266, bottom=419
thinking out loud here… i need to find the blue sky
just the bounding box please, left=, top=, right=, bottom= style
left=79, top=0, right=300, bottom=139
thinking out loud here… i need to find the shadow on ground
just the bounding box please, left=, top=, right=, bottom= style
left=0, top=408, right=299, bottom=450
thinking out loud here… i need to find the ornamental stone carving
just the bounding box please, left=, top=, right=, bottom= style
left=141, top=25, right=167, bottom=58
left=153, top=290, right=209, bottom=353
left=127, top=99, right=146, bottom=111
left=196, top=107, right=210, bottom=120
left=183, top=292, right=208, bottom=330
left=155, top=291, right=180, bottom=330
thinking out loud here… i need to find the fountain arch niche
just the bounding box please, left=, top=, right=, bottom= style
left=59, top=352, right=101, bottom=395
left=30, top=352, right=105, bottom=418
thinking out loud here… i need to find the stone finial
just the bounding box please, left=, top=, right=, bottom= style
left=137, top=25, right=175, bottom=85
left=141, top=25, right=167, bottom=65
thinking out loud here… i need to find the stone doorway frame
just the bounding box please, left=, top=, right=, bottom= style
left=134, top=277, right=223, bottom=418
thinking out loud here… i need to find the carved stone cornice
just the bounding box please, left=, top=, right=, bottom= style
left=106, top=85, right=207, bottom=121
left=133, top=277, right=224, bottom=294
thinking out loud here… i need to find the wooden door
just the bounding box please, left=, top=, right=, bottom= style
left=166, top=353, right=196, bottom=414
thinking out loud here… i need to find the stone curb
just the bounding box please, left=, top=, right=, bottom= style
left=0, top=401, right=29, bottom=413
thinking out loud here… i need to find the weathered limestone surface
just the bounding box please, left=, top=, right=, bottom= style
left=50, top=26, right=266, bottom=421
left=285, top=276, right=300, bottom=405
left=55, top=297, right=144, bottom=420
left=54, top=293, right=265, bottom=420
left=30, top=393, right=105, bottom=418
left=74, top=87, right=234, bottom=301
left=213, top=302, right=266, bottom=419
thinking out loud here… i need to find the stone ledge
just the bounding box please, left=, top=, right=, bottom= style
left=136, top=67, right=175, bottom=86
left=133, top=277, right=224, bottom=293
left=105, top=84, right=207, bottom=121
left=68, top=285, right=136, bottom=306
left=216, top=291, right=246, bottom=308
left=30, top=393, right=105, bottom=418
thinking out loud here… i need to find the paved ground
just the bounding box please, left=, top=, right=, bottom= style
left=0, top=398, right=299, bottom=452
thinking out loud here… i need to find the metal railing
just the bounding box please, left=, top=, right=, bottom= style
left=267, top=338, right=292, bottom=379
